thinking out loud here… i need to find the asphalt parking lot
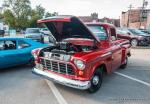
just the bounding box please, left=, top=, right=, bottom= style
left=0, top=48, right=150, bottom=104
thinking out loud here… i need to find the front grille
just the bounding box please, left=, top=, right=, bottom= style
left=40, top=58, right=75, bottom=75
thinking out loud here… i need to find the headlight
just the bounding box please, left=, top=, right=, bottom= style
left=74, top=59, right=85, bottom=70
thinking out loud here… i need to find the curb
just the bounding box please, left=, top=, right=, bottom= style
left=131, top=46, right=150, bottom=49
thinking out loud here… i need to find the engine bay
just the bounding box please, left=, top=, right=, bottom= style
left=39, top=39, right=97, bottom=61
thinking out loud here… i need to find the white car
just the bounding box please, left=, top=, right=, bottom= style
left=25, top=28, right=44, bottom=43
left=40, top=28, right=51, bottom=35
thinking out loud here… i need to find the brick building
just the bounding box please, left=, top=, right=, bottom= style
left=121, top=9, right=150, bottom=29
left=99, top=17, right=120, bottom=27
left=79, top=16, right=120, bottom=27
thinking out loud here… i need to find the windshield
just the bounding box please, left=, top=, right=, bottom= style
left=26, top=28, right=40, bottom=33
left=117, top=30, right=127, bottom=34
left=87, top=25, right=107, bottom=40
left=128, top=29, right=145, bottom=35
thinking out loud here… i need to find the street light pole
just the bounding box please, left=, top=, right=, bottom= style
left=127, top=4, right=132, bottom=28
left=139, top=0, right=148, bottom=29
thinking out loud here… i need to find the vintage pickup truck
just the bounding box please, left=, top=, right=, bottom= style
left=32, top=16, right=131, bottom=93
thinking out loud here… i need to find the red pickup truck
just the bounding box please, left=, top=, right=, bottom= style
left=32, top=16, right=131, bottom=93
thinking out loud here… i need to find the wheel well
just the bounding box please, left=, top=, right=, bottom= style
left=131, top=38, right=138, bottom=42
left=96, top=64, right=107, bottom=75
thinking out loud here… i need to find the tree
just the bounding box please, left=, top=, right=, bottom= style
left=45, top=12, right=58, bottom=18
left=28, top=5, right=58, bottom=27
left=2, top=0, right=59, bottom=29
left=91, top=12, right=98, bottom=20
left=5, top=0, right=31, bottom=30
left=3, top=9, right=15, bottom=28
left=34, top=5, right=45, bottom=19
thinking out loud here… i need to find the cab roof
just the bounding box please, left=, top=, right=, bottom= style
left=85, top=22, right=115, bottom=28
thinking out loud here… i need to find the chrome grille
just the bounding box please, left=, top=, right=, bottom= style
left=40, top=58, right=75, bottom=75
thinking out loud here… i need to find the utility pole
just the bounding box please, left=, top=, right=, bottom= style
left=139, top=0, right=148, bottom=29
left=127, top=4, right=133, bottom=28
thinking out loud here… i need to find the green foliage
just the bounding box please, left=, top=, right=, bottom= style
left=2, top=0, right=58, bottom=30
left=45, top=12, right=58, bottom=18
left=3, top=10, right=15, bottom=28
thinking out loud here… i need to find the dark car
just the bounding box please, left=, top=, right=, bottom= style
left=25, top=28, right=44, bottom=43
left=128, top=29, right=150, bottom=46
left=117, top=30, right=142, bottom=46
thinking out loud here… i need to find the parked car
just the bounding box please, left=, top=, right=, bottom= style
left=40, top=28, right=51, bottom=35
left=116, top=29, right=146, bottom=46
left=0, top=38, right=48, bottom=69
left=25, top=28, right=44, bottom=43
left=32, top=16, right=131, bottom=93
left=117, top=28, right=150, bottom=46
left=0, top=30, right=5, bottom=37
left=127, top=29, right=150, bottom=46
left=139, top=29, right=150, bottom=35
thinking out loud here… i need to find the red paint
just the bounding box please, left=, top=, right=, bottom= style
left=117, top=33, right=142, bottom=42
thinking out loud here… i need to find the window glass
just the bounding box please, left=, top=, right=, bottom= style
left=4, top=40, right=16, bottom=50
left=110, top=28, right=117, bottom=41
left=117, top=30, right=128, bottom=35
left=128, top=29, right=145, bottom=35
left=18, top=40, right=30, bottom=49
left=87, top=25, right=107, bottom=40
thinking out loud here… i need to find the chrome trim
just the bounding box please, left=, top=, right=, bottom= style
left=32, top=68, right=91, bottom=90
left=40, top=57, right=75, bottom=75
left=101, top=52, right=112, bottom=58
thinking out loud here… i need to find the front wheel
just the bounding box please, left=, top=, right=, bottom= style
left=88, top=67, right=103, bottom=93
left=131, top=39, right=138, bottom=47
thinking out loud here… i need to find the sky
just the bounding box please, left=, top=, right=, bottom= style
left=0, top=0, right=149, bottom=18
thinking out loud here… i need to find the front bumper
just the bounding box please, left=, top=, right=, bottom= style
left=32, top=68, right=91, bottom=90
left=138, top=40, right=149, bottom=46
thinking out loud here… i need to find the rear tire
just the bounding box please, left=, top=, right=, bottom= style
left=120, top=57, right=128, bottom=69
left=88, top=67, right=103, bottom=93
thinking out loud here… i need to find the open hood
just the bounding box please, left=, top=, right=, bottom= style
left=37, top=15, right=98, bottom=42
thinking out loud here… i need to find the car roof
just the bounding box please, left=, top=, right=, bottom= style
left=0, top=37, right=32, bottom=41
left=26, top=28, right=40, bottom=30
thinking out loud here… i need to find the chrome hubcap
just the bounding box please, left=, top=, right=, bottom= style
left=131, top=40, right=138, bottom=46
left=92, top=76, right=99, bottom=85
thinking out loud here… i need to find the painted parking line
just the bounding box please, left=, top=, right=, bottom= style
left=114, top=72, right=150, bottom=87
left=45, top=79, right=68, bottom=104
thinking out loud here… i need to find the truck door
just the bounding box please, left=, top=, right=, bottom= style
left=110, top=28, right=122, bottom=71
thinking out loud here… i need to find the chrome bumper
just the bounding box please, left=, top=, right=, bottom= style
left=32, top=68, right=91, bottom=90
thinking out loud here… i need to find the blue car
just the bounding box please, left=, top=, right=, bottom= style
left=0, top=38, right=48, bottom=69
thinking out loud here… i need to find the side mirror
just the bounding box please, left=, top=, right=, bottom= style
left=127, top=32, right=131, bottom=35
